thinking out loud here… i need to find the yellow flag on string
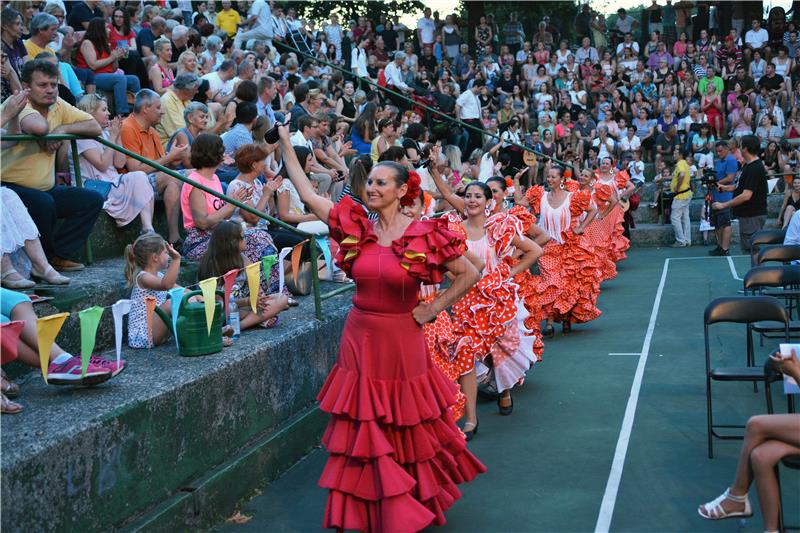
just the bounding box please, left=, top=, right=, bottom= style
left=37, top=312, right=69, bottom=384
left=198, top=277, right=217, bottom=335
left=245, top=262, right=261, bottom=313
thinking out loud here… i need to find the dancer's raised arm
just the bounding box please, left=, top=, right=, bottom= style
left=278, top=125, right=334, bottom=223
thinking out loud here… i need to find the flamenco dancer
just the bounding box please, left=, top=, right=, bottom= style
left=278, top=127, right=486, bottom=532
left=576, top=168, right=619, bottom=283
left=524, top=166, right=602, bottom=337
left=402, top=190, right=486, bottom=422
left=594, top=156, right=636, bottom=267
left=430, top=165, right=542, bottom=433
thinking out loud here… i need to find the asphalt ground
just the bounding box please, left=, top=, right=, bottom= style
left=218, top=247, right=800, bottom=532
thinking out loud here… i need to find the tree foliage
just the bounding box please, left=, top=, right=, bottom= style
left=285, top=0, right=426, bottom=25
left=464, top=1, right=579, bottom=44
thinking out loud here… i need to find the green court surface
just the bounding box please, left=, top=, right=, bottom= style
left=217, top=247, right=800, bottom=533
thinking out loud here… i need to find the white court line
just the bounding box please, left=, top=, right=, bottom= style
left=594, top=258, right=671, bottom=533
left=607, top=353, right=641, bottom=356
left=727, top=256, right=743, bottom=281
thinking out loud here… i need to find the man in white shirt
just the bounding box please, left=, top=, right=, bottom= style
left=270, top=5, right=288, bottom=42
left=233, top=0, right=272, bottom=50
left=744, top=18, right=770, bottom=63
left=615, top=32, right=640, bottom=57
left=384, top=52, right=411, bottom=93
left=202, top=59, right=236, bottom=103
left=290, top=115, right=335, bottom=195
left=456, top=79, right=484, bottom=156
left=417, top=7, right=436, bottom=49
left=619, top=126, right=642, bottom=156
left=575, top=37, right=599, bottom=64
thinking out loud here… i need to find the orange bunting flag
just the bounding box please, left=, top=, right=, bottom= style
left=36, top=312, right=69, bottom=384
left=144, top=296, right=157, bottom=349
left=0, top=320, right=25, bottom=365
left=244, top=262, right=261, bottom=313
left=198, top=277, right=217, bottom=335
left=223, top=269, right=238, bottom=321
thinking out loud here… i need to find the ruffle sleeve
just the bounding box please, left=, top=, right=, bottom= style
left=525, top=185, right=545, bottom=216
left=509, top=205, right=536, bottom=233
left=593, top=182, right=613, bottom=205
left=444, top=212, right=468, bottom=253
left=569, top=189, right=592, bottom=220
left=328, top=196, right=376, bottom=275
left=615, top=170, right=631, bottom=190
left=391, top=218, right=465, bottom=285
left=565, top=180, right=580, bottom=193
left=485, top=211, right=524, bottom=259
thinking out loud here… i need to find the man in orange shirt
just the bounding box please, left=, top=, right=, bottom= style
left=120, top=89, right=186, bottom=246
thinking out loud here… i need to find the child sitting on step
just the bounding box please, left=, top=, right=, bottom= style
left=197, top=221, right=289, bottom=331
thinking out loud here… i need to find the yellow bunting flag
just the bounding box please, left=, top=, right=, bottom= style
left=244, top=262, right=261, bottom=313
left=198, top=277, right=217, bottom=335
left=144, top=296, right=157, bottom=349
left=36, top=312, right=69, bottom=384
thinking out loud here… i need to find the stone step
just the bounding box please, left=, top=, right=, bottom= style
left=0, top=282, right=353, bottom=532
left=71, top=205, right=170, bottom=264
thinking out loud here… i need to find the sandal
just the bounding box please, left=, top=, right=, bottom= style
left=498, top=393, right=514, bottom=416
left=1, top=371, right=20, bottom=399
left=1, top=268, right=35, bottom=289
left=698, top=488, right=752, bottom=520
left=462, top=420, right=479, bottom=442
left=543, top=324, right=555, bottom=338
left=1, top=393, right=23, bottom=414
left=30, top=265, right=70, bottom=285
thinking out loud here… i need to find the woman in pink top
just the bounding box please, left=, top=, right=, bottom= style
left=180, top=133, right=282, bottom=295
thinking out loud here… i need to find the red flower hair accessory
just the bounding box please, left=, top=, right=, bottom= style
left=401, top=170, right=422, bottom=207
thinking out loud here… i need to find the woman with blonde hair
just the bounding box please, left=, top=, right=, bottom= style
left=148, top=37, right=175, bottom=95
left=72, top=93, right=155, bottom=233
left=176, top=50, right=201, bottom=76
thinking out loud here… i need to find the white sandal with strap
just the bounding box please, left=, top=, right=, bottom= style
left=698, top=488, right=753, bottom=520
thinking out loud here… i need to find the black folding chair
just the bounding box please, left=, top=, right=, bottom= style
left=751, top=229, right=787, bottom=265
left=744, top=266, right=800, bottom=344
left=755, top=244, right=800, bottom=266
left=705, top=296, right=789, bottom=458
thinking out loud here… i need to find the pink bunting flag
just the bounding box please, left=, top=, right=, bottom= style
left=144, top=296, right=157, bottom=349
left=223, top=269, right=239, bottom=321
left=0, top=320, right=25, bottom=365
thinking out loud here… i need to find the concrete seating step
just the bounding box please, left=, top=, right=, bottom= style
left=0, top=283, right=353, bottom=532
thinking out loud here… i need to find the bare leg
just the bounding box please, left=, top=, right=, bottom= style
left=22, top=238, right=53, bottom=274
left=156, top=173, right=182, bottom=243
left=783, top=205, right=796, bottom=229
left=10, top=301, right=66, bottom=367
left=1, top=255, right=27, bottom=282
left=139, top=195, right=155, bottom=232
left=751, top=438, right=800, bottom=531
left=152, top=300, right=174, bottom=345
left=458, top=368, right=478, bottom=429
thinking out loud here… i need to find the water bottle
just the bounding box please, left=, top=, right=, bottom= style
left=228, top=295, right=240, bottom=338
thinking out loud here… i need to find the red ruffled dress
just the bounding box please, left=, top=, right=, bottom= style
left=318, top=197, right=486, bottom=532
left=595, top=170, right=631, bottom=264
left=507, top=206, right=545, bottom=361
left=451, top=212, right=538, bottom=394
left=582, top=181, right=618, bottom=282
left=526, top=185, right=602, bottom=325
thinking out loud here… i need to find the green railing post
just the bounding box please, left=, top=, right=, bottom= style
left=309, top=237, right=322, bottom=320
left=70, top=138, right=93, bottom=265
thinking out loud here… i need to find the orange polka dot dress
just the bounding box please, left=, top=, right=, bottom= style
left=595, top=170, right=631, bottom=265
left=526, top=185, right=603, bottom=326
left=582, top=182, right=618, bottom=283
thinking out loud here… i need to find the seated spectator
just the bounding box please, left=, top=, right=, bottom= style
left=197, top=221, right=289, bottom=330
left=176, top=50, right=201, bottom=76
left=138, top=16, right=167, bottom=58
left=698, top=351, right=800, bottom=533
left=1, top=7, right=28, bottom=101
left=166, top=101, right=209, bottom=169
left=1, top=59, right=103, bottom=272
left=72, top=93, right=155, bottom=234
left=729, top=94, right=754, bottom=139
left=108, top=6, right=149, bottom=92
left=75, top=17, right=141, bottom=116
left=154, top=72, right=201, bottom=147
left=1, top=187, right=70, bottom=288
left=23, top=12, right=58, bottom=59
left=755, top=114, right=783, bottom=149
left=655, top=124, right=680, bottom=167
left=201, top=58, right=236, bottom=105
left=218, top=101, right=261, bottom=183
left=276, top=145, right=327, bottom=230
left=120, top=89, right=185, bottom=246
left=148, top=37, right=176, bottom=96
left=180, top=133, right=282, bottom=296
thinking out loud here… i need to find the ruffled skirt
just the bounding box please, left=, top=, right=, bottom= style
left=422, top=307, right=467, bottom=421
left=598, top=205, right=629, bottom=264
left=318, top=308, right=486, bottom=532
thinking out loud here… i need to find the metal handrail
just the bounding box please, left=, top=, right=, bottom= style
left=1, top=133, right=354, bottom=319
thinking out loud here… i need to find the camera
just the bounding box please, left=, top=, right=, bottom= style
left=699, top=168, right=717, bottom=188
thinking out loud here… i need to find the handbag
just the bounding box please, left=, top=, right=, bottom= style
left=83, top=179, right=113, bottom=200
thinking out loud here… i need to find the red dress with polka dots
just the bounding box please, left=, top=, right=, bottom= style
left=526, top=185, right=603, bottom=325
left=595, top=170, right=631, bottom=264
left=318, top=196, right=486, bottom=533
left=451, top=212, right=538, bottom=394
left=581, top=182, right=618, bottom=282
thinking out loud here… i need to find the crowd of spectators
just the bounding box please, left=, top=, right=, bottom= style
left=0, top=0, right=799, bottom=393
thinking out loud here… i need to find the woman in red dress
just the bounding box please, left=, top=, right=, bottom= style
left=577, top=168, right=618, bottom=283
left=594, top=156, right=636, bottom=266
left=524, top=166, right=602, bottom=337
left=278, top=128, right=486, bottom=532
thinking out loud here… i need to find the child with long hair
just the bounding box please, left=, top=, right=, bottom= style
left=124, top=233, right=183, bottom=348
left=197, top=221, right=289, bottom=330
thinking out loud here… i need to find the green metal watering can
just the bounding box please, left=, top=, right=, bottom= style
left=154, top=289, right=224, bottom=357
